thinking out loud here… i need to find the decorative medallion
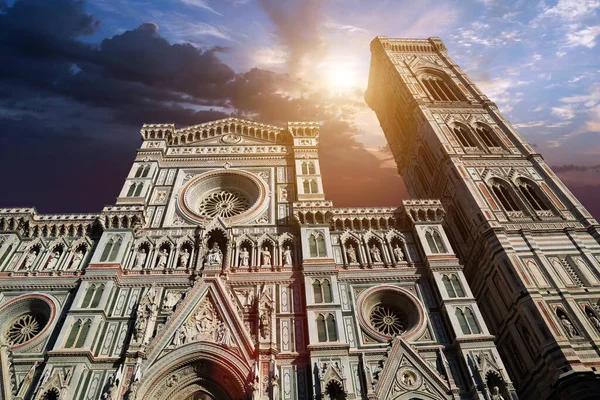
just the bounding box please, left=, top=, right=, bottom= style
left=6, top=314, right=42, bottom=345
left=221, top=134, right=242, bottom=144
left=197, top=191, right=251, bottom=218
left=396, top=366, right=422, bottom=390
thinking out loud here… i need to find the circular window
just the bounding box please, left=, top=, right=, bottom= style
left=179, top=170, right=268, bottom=224
left=0, top=296, right=52, bottom=347
left=358, top=286, right=423, bottom=340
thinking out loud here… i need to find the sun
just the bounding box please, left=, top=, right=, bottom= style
left=327, top=67, right=357, bottom=91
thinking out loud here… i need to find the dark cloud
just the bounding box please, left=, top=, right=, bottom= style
left=259, top=0, right=324, bottom=76
left=0, top=0, right=404, bottom=213
left=551, top=164, right=600, bottom=173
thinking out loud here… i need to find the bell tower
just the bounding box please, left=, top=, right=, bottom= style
left=366, top=36, right=600, bottom=400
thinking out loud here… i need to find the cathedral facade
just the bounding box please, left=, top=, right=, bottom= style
left=0, top=36, right=597, bottom=400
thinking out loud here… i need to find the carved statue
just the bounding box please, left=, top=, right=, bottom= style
left=23, top=249, right=38, bottom=270
left=243, top=289, right=254, bottom=309
left=491, top=386, right=505, bottom=400
left=283, top=246, right=293, bottom=266
left=46, top=250, right=61, bottom=270
left=156, top=248, right=169, bottom=269
left=134, top=248, right=147, bottom=269
left=162, top=291, right=182, bottom=312
left=71, top=249, right=85, bottom=269
left=393, top=243, right=405, bottom=262
left=216, top=321, right=232, bottom=347
left=260, top=308, right=271, bottom=339
left=271, top=372, right=280, bottom=400
left=102, top=374, right=119, bottom=400
left=346, top=245, right=357, bottom=263
left=206, top=243, right=222, bottom=265
left=178, top=248, right=190, bottom=268
left=587, top=312, right=600, bottom=332
left=372, top=360, right=384, bottom=386
left=559, top=314, right=578, bottom=337
left=370, top=244, right=382, bottom=262
left=134, top=285, right=157, bottom=342
left=239, top=247, right=250, bottom=267
left=261, top=247, right=272, bottom=267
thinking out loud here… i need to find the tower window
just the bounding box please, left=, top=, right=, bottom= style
left=301, top=161, right=316, bottom=175
left=452, top=125, right=477, bottom=148
left=308, top=231, right=327, bottom=257
left=313, top=279, right=333, bottom=303
left=455, top=307, right=480, bottom=335
left=490, top=181, right=521, bottom=212
left=65, top=318, right=92, bottom=348
left=516, top=180, right=550, bottom=212
left=474, top=124, right=500, bottom=148
left=426, top=230, right=447, bottom=254
left=421, top=74, right=461, bottom=102
left=134, top=182, right=144, bottom=197
left=126, top=182, right=137, bottom=197
left=316, top=313, right=338, bottom=342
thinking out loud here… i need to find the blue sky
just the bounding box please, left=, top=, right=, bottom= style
left=0, top=0, right=599, bottom=216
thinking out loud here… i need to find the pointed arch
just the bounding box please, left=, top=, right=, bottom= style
left=451, top=274, right=465, bottom=297
left=433, top=231, right=446, bottom=253
left=516, top=178, right=550, bottom=212
left=474, top=123, right=500, bottom=148
left=81, top=284, right=96, bottom=308
left=443, top=275, right=456, bottom=298
left=108, top=236, right=122, bottom=262
left=134, top=182, right=144, bottom=197
left=465, top=307, right=481, bottom=334
left=322, top=279, right=332, bottom=303
left=126, top=182, right=137, bottom=197
left=455, top=308, right=471, bottom=334
left=489, top=178, right=522, bottom=212
left=313, top=280, right=323, bottom=303
left=451, top=123, right=477, bottom=148
left=100, top=239, right=113, bottom=262
left=425, top=231, right=438, bottom=254
left=91, top=284, right=104, bottom=308
left=316, top=314, right=327, bottom=342
left=65, top=319, right=82, bottom=348
left=326, top=314, right=338, bottom=341
left=303, top=179, right=311, bottom=193
left=310, top=179, right=318, bottom=194
left=75, top=319, right=92, bottom=347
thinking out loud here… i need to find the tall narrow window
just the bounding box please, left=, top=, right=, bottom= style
left=451, top=275, right=465, bottom=297
left=316, top=235, right=326, bottom=257
left=91, top=284, right=104, bottom=308
left=426, top=231, right=438, bottom=254
left=452, top=125, right=477, bottom=148
left=301, top=162, right=309, bottom=175
left=517, top=182, right=549, bottom=211
left=65, top=320, right=82, bottom=348
left=322, top=280, right=332, bottom=303
left=421, top=75, right=461, bottom=102
left=308, top=162, right=316, bottom=174
left=142, top=165, right=151, bottom=177
left=134, top=182, right=144, bottom=197
left=303, top=179, right=311, bottom=194
left=81, top=284, right=96, bottom=308
left=443, top=275, right=456, bottom=298
left=309, top=235, right=318, bottom=257
left=474, top=124, right=499, bottom=148
left=310, top=180, right=318, bottom=194
left=455, top=308, right=471, bottom=335
left=135, top=166, right=144, bottom=178
left=317, top=315, right=327, bottom=342
left=108, top=238, right=121, bottom=262
left=75, top=319, right=92, bottom=347
left=433, top=231, right=446, bottom=253
left=465, top=308, right=481, bottom=334
left=490, top=182, right=521, bottom=212
left=126, top=183, right=136, bottom=197
left=326, top=314, right=338, bottom=341
left=313, top=280, right=323, bottom=303
left=100, top=240, right=113, bottom=262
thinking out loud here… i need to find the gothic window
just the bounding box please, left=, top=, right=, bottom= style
left=310, top=179, right=319, bottom=193
left=90, top=284, right=104, bottom=308
left=142, top=165, right=151, bottom=177
left=64, top=319, right=82, bottom=348
left=301, top=162, right=316, bottom=175
left=452, top=124, right=477, bottom=148
left=464, top=308, right=481, bottom=334
left=420, top=74, right=462, bottom=102
left=81, top=284, right=96, bottom=308
left=474, top=124, right=500, bottom=148
left=326, top=314, right=338, bottom=341
left=100, top=240, right=113, bottom=262
left=100, top=236, right=122, bottom=263
left=134, top=165, right=144, bottom=178
left=309, top=231, right=327, bottom=257
left=308, top=162, right=316, bottom=174
left=489, top=180, right=521, bottom=212
left=134, top=182, right=144, bottom=197
left=126, top=183, right=137, bottom=197
left=316, top=314, right=327, bottom=342
left=322, top=279, right=333, bottom=303
left=426, top=230, right=447, bottom=254
left=443, top=275, right=456, bottom=297
left=313, top=280, right=323, bottom=303
left=516, top=180, right=550, bottom=212
left=303, top=179, right=311, bottom=193
left=455, top=308, right=471, bottom=334
left=451, top=275, right=465, bottom=297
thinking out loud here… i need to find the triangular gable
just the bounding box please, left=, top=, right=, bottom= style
left=171, top=117, right=288, bottom=146
left=144, top=278, right=254, bottom=368
left=375, top=338, right=451, bottom=400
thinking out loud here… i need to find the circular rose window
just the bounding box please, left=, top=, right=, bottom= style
left=358, top=286, right=424, bottom=341
left=1, top=296, right=53, bottom=347
left=179, top=170, right=268, bottom=224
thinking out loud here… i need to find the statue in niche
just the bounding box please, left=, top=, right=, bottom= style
left=206, top=243, right=222, bottom=265
left=46, top=250, right=61, bottom=270
left=242, top=289, right=254, bottom=309
left=134, top=248, right=147, bottom=269
left=491, top=386, right=505, bottom=400
left=588, top=312, right=600, bottom=332
left=156, top=248, right=169, bottom=269
left=178, top=248, right=190, bottom=268
left=134, top=285, right=157, bottom=342
left=23, top=249, right=38, bottom=270
left=102, top=374, right=119, bottom=400
left=283, top=246, right=293, bottom=266
left=216, top=321, right=232, bottom=347
left=280, top=188, right=288, bottom=202
left=393, top=243, right=405, bottom=262
left=346, top=245, right=357, bottom=264
left=270, top=371, right=280, bottom=400
left=559, top=313, right=578, bottom=337
left=239, top=247, right=250, bottom=267
left=261, top=247, right=272, bottom=267
left=260, top=307, right=272, bottom=340
left=370, top=244, right=382, bottom=262
left=71, top=248, right=85, bottom=269
left=162, top=291, right=182, bottom=313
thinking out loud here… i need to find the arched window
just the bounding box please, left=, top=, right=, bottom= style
left=309, top=232, right=327, bottom=257
left=465, top=308, right=481, bottom=334
left=452, top=125, right=477, bottom=148
left=308, top=162, right=316, bottom=174
left=322, top=280, right=332, bottom=303
left=65, top=319, right=82, bottom=348
left=313, top=280, right=323, bottom=303
left=455, top=308, right=471, bottom=335
left=301, top=162, right=309, bottom=175
left=326, top=314, right=338, bottom=341
left=474, top=124, right=500, bottom=148
left=310, top=179, right=318, bottom=194
left=81, top=284, right=96, bottom=308
left=100, top=240, right=113, bottom=262
left=317, top=315, right=327, bottom=342
left=91, top=284, right=104, bottom=308
left=421, top=74, right=461, bottom=102
left=75, top=319, right=92, bottom=347
left=443, top=275, right=456, bottom=298
left=303, top=179, right=311, bottom=193
left=451, top=275, right=465, bottom=297
left=516, top=180, right=550, bottom=211
left=126, top=183, right=137, bottom=197
left=134, top=165, right=144, bottom=178
left=490, top=180, right=521, bottom=212
left=134, top=182, right=144, bottom=197
left=108, top=237, right=121, bottom=262
left=426, top=231, right=438, bottom=254
left=142, top=165, right=151, bottom=177
left=433, top=231, right=446, bottom=253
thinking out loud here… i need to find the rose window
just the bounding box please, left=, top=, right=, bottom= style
left=6, top=314, right=42, bottom=345
left=197, top=190, right=250, bottom=218
left=369, top=305, right=405, bottom=336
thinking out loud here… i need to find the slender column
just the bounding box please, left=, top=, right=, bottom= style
left=385, top=238, right=396, bottom=266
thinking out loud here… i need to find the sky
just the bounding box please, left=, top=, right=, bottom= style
left=0, top=0, right=599, bottom=218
